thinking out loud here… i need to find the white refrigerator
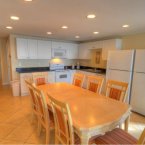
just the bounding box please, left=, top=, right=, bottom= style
left=106, top=50, right=135, bottom=103
left=130, top=50, right=145, bottom=116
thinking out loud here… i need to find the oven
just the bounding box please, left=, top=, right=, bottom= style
left=55, top=70, right=71, bottom=83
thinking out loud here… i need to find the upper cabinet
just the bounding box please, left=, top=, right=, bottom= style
left=102, top=39, right=122, bottom=60
left=16, top=38, right=29, bottom=59
left=67, top=43, right=78, bottom=59
left=37, top=40, right=51, bottom=59
left=16, top=38, right=52, bottom=59
left=88, top=41, right=103, bottom=49
left=78, top=43, right=91, bottom=59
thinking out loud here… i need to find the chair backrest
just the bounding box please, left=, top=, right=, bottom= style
left=138, top=128, right=145, bottom=144
left=49, top=95, right=74, bottom=145
left=33, top=86, right=49, bottom=126
left=72, top=73, right=85, bottom=88
left=105, top=80, right=128, bottom=102
left=32, top=72, right=47, bottom=86
left=25, top=79, right=37, bottom=111
left=87, top=75, right=104, bottom=94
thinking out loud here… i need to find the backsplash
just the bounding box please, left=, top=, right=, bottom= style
left=17, top=59, right=78, bottom=68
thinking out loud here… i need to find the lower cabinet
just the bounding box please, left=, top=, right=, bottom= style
left=20, top=73, right=32, bottom=96
left=20, top=71, right=56, bottom=96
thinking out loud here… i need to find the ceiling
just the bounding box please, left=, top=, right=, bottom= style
left=0, top=0, right=145, bottom=42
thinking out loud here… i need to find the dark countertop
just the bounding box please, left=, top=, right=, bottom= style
left=16, top=66, right=106, bottom=74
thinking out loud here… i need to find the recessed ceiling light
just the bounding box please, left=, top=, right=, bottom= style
left=93, top=31, right=99, bottom=34
left=87, top=14, right=96, bottom=19
left=6, top=26, right=13, bottom=29
left=122, top=24, right=129, bottom=28
left=61, top=26, right=68, bottom=29
left=24, top=0, right=32, bottom=1
left=75, top=36, right=80, bottom=38
left=10, top=16, right=19, bottom=20
left=47, top=32, right=52, bottom=35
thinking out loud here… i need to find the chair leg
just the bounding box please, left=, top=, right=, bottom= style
left=46, top=128, right=50, bottom=144
left=37, top=121, right=42, bottom=136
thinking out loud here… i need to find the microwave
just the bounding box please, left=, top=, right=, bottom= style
left=52, top=48, right=67, bottom=58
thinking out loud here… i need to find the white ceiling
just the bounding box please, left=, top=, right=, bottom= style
left=0, top=0, right=145, bottom=42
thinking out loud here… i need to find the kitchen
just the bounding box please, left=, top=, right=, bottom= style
left=0, top=0, right=145, bottom=144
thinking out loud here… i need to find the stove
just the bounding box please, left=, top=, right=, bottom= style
left=50, top=63, right=71, bottom=83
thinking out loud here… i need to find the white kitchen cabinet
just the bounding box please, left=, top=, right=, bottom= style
left=16, top=38, right=28, bottom=59
left=17, top=38, right=37, bottom=59
left=102, top=39, right=122, bottom=60
left=27, top=39, right=37, bottom=59
left=20, top=73, right=32, bottom=96
left=37, top=40, right=51, bottom=59
left=88, top=41, right=103, bottom=49
left=78, top=43, right=91, bottom=59
left=48, top=71, right=55, bottom=83
left=67, top=43, right=78, bottom=59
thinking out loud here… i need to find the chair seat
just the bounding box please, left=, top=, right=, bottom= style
left=93, top=128, right=137, bottom=144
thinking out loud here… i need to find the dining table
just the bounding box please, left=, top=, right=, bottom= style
left=38, top=82, right=131, bottom=144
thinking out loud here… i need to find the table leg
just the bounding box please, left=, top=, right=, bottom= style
left=80, top=133, right=89, bottom=145
left=124, top=115, right=130, bottom=132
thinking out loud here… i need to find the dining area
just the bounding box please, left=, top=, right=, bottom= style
left=25, top=72, right=145, bottom=145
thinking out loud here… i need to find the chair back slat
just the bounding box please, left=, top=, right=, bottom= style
left=87, top=75, right=104, bottom=94
left=106, top=80, right=128, bottom=102
left=49, top=95, right=74, bottom=145
left=72, top=73, right=85, bottom=88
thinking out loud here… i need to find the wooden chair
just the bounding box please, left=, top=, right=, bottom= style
left=93, top=128, right=145, bottom=145
left=86, top=75, right=104, bottom=94
left=33, top=86, right=54, bottom=144
left=32, top=72, right=48, bottom=86
left=105, top=79, right=128, bottom=102
left=25, top=78, right=39, bottom=120
left=72, top=73, right=85, bottom=88
left=48, top=95, right=81, bottom=145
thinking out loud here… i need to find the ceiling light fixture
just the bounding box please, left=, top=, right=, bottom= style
left=93, top=31, right=99, bottom=34
left=24, top=0, right=33, bottom=2
left=61, top=26, right=68, bottom=29
left=122, top=24, right=129, bottom=28
left=87, top=14, right=96, bottom=19
left=75, top=36, right=80, bottom=38
left=47, top=32, right=52, bottom=35
left=10, top=16, right=19, bottom=20
left=6, top=26, right=13, bottom=29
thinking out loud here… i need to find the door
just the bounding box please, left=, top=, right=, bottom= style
left=106, top=69, right=132, bottom=103
left=107, top=50, right=134, bottom=71
left=131, top=72, right=145, bottom=115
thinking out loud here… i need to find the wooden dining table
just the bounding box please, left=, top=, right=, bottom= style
left=38, top=82, right=131, bottom=144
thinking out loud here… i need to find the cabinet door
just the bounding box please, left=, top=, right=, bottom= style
left=48, top=72, right=55, bottom=83
left=27, top=39, right=37, bottom=59
left=20, top=73, right=32, bottom=96
left=16, top=38, right=28, bottom=59
left=37, top=40, right=51, bottom=59
left=102, top=39, right=122, bottom=60
left=52, top=41, right=61, bottom=49
left=78, top=43, right=91, bottom=59
left=67, top=43, right=78, bottom=59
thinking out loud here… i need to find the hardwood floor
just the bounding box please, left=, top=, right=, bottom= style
left=0, top=84, right=144, bottom=144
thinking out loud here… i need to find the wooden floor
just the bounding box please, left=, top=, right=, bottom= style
left=0, top=84, right=144, bottom=144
